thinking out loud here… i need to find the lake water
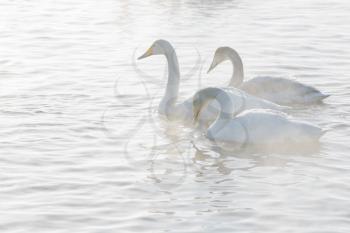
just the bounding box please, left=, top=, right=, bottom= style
left=1, top=0, right=350, bottom=232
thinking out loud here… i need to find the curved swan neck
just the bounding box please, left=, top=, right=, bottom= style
left=159, top=44, right=180, bottom=114
left=227, top=49, right=244, bottom=87
left=194, top=87, right=234, bottom=124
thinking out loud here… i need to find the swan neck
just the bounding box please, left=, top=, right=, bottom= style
left=160, top=49, right=180, bottom=114
left=197, top=88, right=234, bottom=126
left=228, top=51, right=244, bottom=87
left=215, top=92, right=234, bottom=123
left=208, top=90, right=234, bottom=137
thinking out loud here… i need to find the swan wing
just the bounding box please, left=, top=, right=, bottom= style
left=241, top=76, right=329, bottom=105
left=222, top=86, right=288, bottom=111
left=234, top=110, right=323, bottom=144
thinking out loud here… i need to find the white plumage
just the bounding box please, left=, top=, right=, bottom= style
left=138, top=40, right=286, bottom=126
left=208, top=47, right=330, bottom=105
left=193, top=87, right=325, bottom=146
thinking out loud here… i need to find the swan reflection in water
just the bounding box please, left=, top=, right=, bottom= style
left=145, top=119, right=321, bottom=189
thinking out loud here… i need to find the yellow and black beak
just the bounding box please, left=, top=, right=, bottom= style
left=138, top=47, right=153, bottom=60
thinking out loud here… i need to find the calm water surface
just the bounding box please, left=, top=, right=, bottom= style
left=1, top=0, right=350, bottom=232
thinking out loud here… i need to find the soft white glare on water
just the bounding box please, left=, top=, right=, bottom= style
left=0, top=0, right=350, bottom=232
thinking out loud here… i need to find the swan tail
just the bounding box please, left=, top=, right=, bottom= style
left=319, top=94, right=330, bottom=100
left=297, top=123, right=325, bottom=141
left=305, top=92, right=330, bottom=104
left=313, top=127, right=328, bottom=140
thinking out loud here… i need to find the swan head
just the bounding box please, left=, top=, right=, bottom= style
left=192, top=87, right=228, bottom=123
left=193, top=87, right=235, bottom=126
left=207, top=47, right=242, bottom=73
left=138, top=39, right=174, bottom=60
left=207, top=47, right=231, bottom=73
left=192, top=88, right=216, bottom=123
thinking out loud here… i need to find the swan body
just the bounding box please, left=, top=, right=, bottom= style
left=193, top=87, right=324, bottom=145
left=138, top=40, right=287, bottom=126
left=241, top=76, right=330, bottom=105
left=208, top=47, right=329, bottom=105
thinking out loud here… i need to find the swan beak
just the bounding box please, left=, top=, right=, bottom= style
left=207, top=61, right=218, bottom=73
left=138, top=47, right=153, bottom=60
left=193, top=106, right=201, bottom=125
left=193, top=113, right=200, bottom=126
left=193, top=111, right=199, bottom=122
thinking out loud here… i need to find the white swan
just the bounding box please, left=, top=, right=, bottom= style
left=208, top=47, right=330, bottom=105
left=138, top=40, right=286, bottom=126
left=193, top=87, right=325, bottom=145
